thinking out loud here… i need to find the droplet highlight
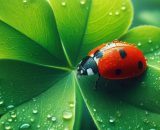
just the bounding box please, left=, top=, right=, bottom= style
left=63, top=110, right=73, bottom=120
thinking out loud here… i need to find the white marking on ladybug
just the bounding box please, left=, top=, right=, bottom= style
left=87, top=68, right=94, bottom=75
left=80, top=70, right=83, bottom=74
left=93, top=57, right=99, bottom=64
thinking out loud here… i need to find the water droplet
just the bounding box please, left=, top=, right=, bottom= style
left=32, top=109, right=38, bottom=114
left=150, top=129, right=156, bottom=130
left=115, top=11, right=120, bottom=15
left=109, top=12, right=113, bottom=16
left=61, top=1, right=66, bottom=6
left=150, top=48, right=154, bottom=52
left=80, top=0, right=86, bottom=5
left=5, top=123, right=11, bottom=130
left=138, top=42, right=142, bottom=46
left=11, top=114, right=16, bottom=118
left=93, top=108, right=96, bottom=112
left=51, top=116, right=56, bottom=122
left=23, top=0, right=27, bottom=3
left=19, top=123, right=30, bottom=129
left=121, top=6, right=126, bottom=11
left=109, top=116, right=115, bottom=123
left=148, top=39, right=152, bottom=43
left=7, top=105, right=14, bottom=110
left=8, top=118, right=12, bottom=122
left=64, top=127, right=69, bottom=130
left=63, top=110, right=73, bottom=120
left=69, top=102, right=75, bottom=108
left=96, top=116, right=103, bottom=123
left=37, top=125, right=40, bottom=128
left=0, top=99, right=4, bottom=105
left=47, top=114, right=52, bottom=119
left=30, top=118, right=34, bottom=122
left=145, top=111, right=149, bottom=115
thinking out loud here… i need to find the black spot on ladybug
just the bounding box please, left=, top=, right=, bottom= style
left=115, top=69, right=122, bottom=75
left=94, top=50, right=103, bottom=58
left=119, top=49, right=127, bottom=59
left=138, top=61, right=143, bottom=69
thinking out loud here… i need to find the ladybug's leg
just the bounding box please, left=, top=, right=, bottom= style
left=94, top=74, right=101, bottom=90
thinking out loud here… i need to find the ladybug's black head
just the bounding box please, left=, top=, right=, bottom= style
left=77, top=56, right=98, bottom=76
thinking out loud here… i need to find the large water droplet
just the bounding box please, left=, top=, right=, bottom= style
left=19, top=123, right=30, bottom=129
left=63, top=110, right=73, bottom=120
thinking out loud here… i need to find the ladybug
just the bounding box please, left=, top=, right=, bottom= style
left=77, top=40, right=147, bottom=80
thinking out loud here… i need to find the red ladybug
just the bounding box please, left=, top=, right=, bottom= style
left=77, top=40, right=147, bottom=80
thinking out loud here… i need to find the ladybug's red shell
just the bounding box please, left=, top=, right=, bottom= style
left=89, top=42, right=147, bottom=79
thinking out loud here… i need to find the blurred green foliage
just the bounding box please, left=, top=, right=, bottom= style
left=132, top=0, right=160, bottom=27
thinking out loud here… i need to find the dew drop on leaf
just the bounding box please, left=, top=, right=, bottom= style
left=4, top=122, right=11, bottom=130
left=109, top=12, right=113, bottom=16
left=47, top=114, right=52, bottom=119
left=61, top=1, right=66, bottom=7
left=37, top=125, right=40, bottom=128
left=10, top=111, right=17, bottom=118
left=19, top=123, right=31, bottom=129
left=0, top=99, right=4, bottom=105
left=121, top=6, right=126, bottom=11
left=69, top=102, right=75, bottom=108
left=32, top=109, right=38, bottom=114
left=7, top=118, right=12, bottom=122
left=109, top=116, right=115, bottom=123
left=51, top=116, right=56, bottom=122
left=7, top=105, right=14, bottom=110
left=80, top=0, right=86, bottom=5
left=138, top=42, right=142, bottom=46
left=115, top=11, right=120, bottom=16
left=93, top=108, right=96, bottom=112
left=62, top=110, right=73, bottom=120
left=148, top=39, right=152, bottom=43
left=23, top=0, right=27, bottom=3
left=64, top=127, right=69, bottom=130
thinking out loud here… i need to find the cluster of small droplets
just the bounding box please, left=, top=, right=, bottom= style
left=108, top=2, right=126, bottom=16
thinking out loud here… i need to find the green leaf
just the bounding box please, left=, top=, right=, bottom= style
left=49, top=0, right=133, bottom=65
left=0, top=73, right=76, bottom=130
left=0, top=0, right=68, bottom=65
left=77, top=26, right=160, bottom=129
left=0, top=0, right=133, bottom=129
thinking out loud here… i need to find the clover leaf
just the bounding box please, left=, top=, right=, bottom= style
left=0, top=0, right=159, bottom=130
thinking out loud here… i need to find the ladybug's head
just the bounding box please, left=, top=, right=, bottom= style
left=77, top=56, right=98, bottom=76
